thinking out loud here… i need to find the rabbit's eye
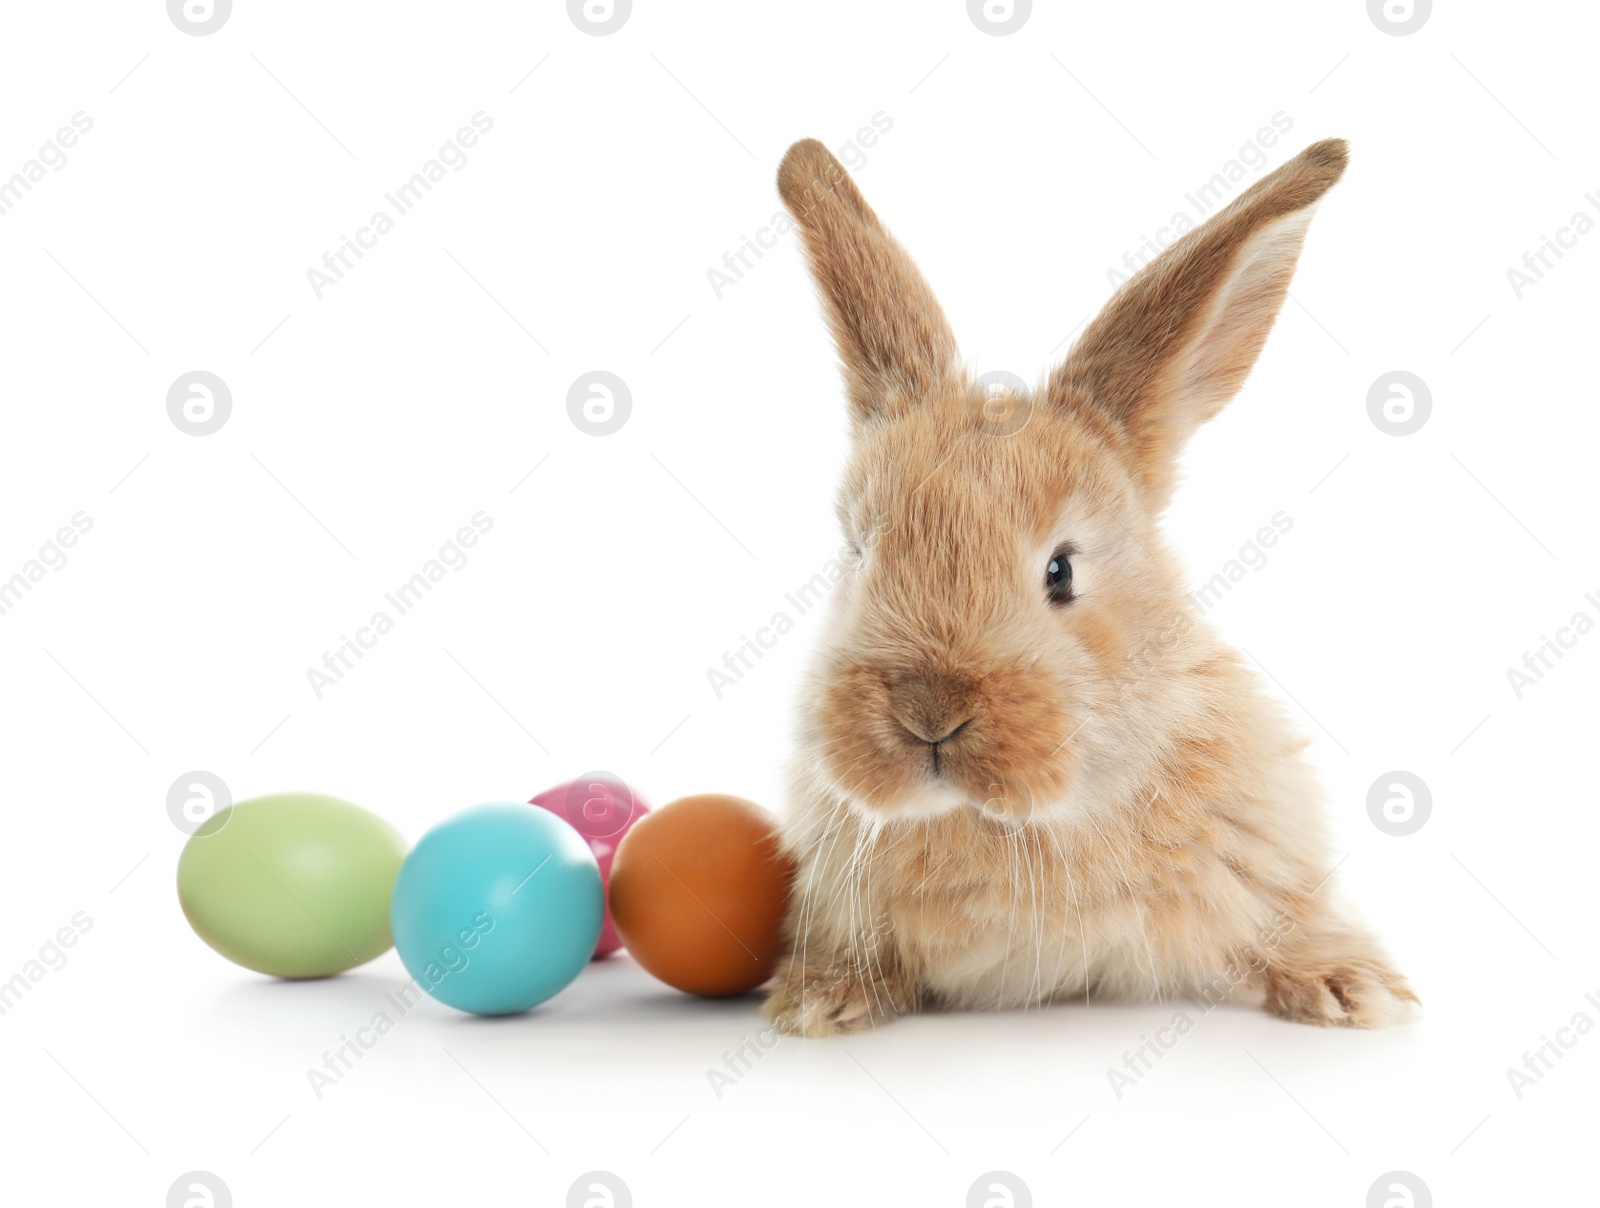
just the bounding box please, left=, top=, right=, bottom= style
left=1045, top=546, right=1074, bottom=605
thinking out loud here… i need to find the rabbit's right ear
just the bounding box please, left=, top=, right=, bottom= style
left=778, top=139, right=958, bottom=426
left=1048, top=138, right=1348, bottom=505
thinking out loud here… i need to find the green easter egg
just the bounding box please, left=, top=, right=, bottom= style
left=178, top=792, right=408, bottom=979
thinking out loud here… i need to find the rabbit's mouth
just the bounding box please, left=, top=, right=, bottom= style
left=816, top=657, right=1080, bottom=821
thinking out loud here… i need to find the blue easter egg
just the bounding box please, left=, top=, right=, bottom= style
left=390, top=802, right=603, bottom=1015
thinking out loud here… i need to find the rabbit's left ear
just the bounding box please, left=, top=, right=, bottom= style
left=778, top=139, right=957, bottom=427
left=1049, top=138, right=1348, bottom=503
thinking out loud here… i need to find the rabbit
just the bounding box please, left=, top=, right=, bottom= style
left=761, top=135, right=1418, bottom=1037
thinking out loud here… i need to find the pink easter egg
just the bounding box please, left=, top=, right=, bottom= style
left=530, top=774, right=650, bottom=958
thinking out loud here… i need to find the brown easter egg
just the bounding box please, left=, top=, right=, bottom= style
left=608, top=793, right=795, bottom=997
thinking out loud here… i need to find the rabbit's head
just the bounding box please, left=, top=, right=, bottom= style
left=780, top=137, right=1347, bottom=825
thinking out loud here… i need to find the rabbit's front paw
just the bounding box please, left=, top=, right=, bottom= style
left=763, top=957, right=911, bottom=1037
left=1263, top=958, right=1420, bottom=1028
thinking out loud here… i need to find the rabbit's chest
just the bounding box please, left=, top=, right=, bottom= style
left=884, top=861, right=1100, bottom=1009
left=882, top=841, right=1193, bottom=1009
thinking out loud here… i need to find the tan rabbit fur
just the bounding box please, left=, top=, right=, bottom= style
left=763, top=136, right=1418, bottom=1037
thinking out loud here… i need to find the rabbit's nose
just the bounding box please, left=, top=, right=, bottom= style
left=887, top=672, right=974, bottom=746
left=896, top=716, right=972, bottom=747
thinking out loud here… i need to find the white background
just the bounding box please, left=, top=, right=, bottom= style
left=1, top=1, right=1595, bottom=1204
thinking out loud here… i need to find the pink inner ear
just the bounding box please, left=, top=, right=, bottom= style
left=1169, top=208, right=1316, bottom=425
